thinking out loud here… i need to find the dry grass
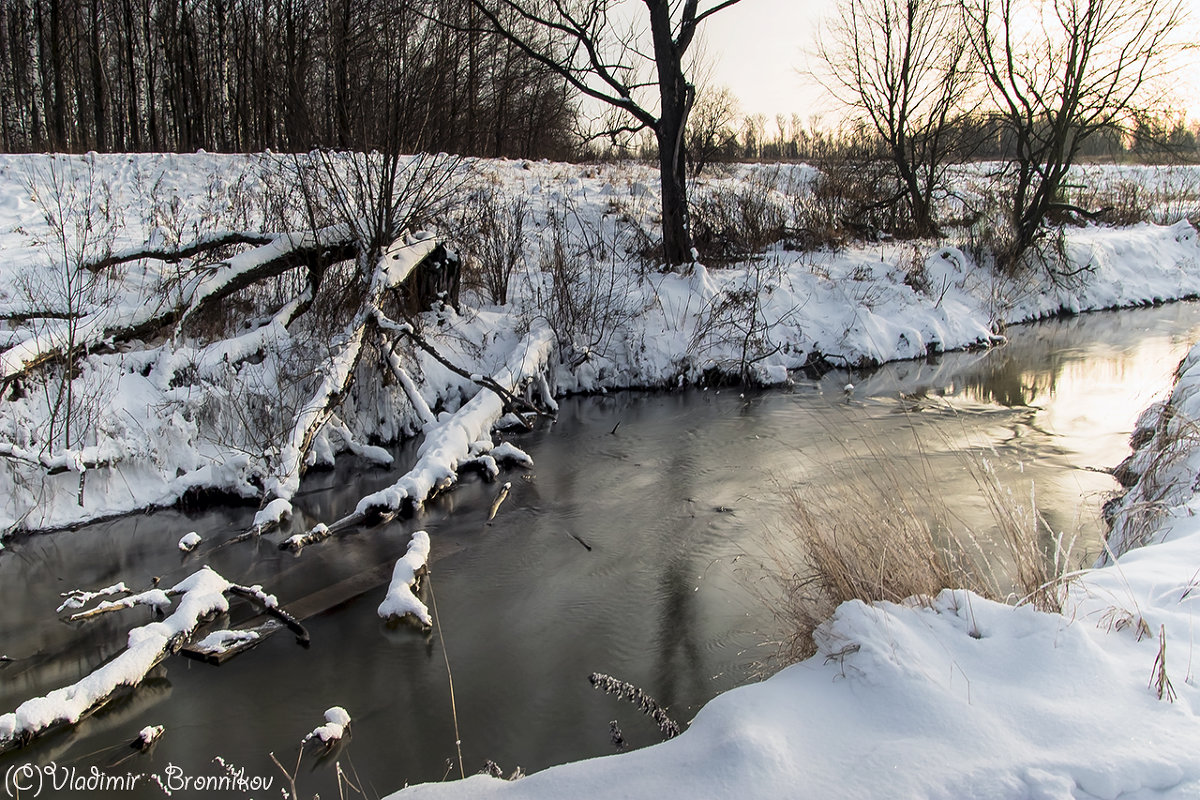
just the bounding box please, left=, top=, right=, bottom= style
left=768, top=438, right=1076, bottom=664
left=1150, top=624, right=1178, bottom=702
left=1104, top=406, right=1200, bottom=560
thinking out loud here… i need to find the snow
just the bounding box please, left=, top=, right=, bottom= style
left=177, top=531, right=201, bottom=552
left=302, top=706, right=352, bottom=746
left=377, top=531, right=432, bottom=627
left=191, top=629, right=260, bottom=655
left=3, top=152, right=1200, bottom=794
left=253, top=498, right=294, bottom=532
left=68, top=587, right=173, bottom=618
left=351, top=322, right=556, bottom=519
left=56, top=582, right=129, bottom=613
left=2, top=155, right=1200, bottom=534
left=489, top=442, right=534, bottom=468
left=136, top=724, right=164, bottom=747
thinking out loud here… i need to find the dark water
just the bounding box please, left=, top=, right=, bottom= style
left=2, top=303, right=1200, bottom=798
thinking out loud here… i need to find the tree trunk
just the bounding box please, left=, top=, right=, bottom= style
left=647, top=1, right=695, bottom=270
left=656, top=123, right=693, bottom=267
left=24, top=0, right=45, bottom=149
left=90, top=0, right=109, bottom=151
left=0, top=4, right=18, bottom=150
left=48, top=0, right=66, bottom=150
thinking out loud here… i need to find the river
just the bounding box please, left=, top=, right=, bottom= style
left=2, top=302, right=1200, bottom=798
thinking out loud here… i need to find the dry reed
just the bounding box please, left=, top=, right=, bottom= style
left=768, top=434, right=1076, bottom=664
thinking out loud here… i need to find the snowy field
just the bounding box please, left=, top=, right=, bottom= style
left=1, top=153, right=1199, bottom=535
left=2, top=153, right=1200, bottom=796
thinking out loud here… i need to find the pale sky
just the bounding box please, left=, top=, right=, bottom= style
left=698, top=0, right=830, bottom=124
left=698, top=0, right=1200, bottom=127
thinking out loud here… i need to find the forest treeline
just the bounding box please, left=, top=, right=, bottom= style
left=0, top=0, right=578, bottom=157
left=4, top=0, right=1196, bottom=164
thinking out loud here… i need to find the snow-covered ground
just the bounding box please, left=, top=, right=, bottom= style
left=389, top=344, right=1200, bottom=799
left=1, top=153, right=1199, bottom=535
left=2, top=152, right=1200, bottom=793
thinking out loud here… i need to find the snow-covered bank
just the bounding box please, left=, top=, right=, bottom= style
left=387, top=344, right=1200, bottom=800
left=1, top=153, right=1199, bottom=535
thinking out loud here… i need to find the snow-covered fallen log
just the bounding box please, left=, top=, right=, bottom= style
left=0, top=224, right=359, bottom=385
left=377, top=531, right=432, bottom=628
left=57, top=582, right=130, bottom=613
left=0, top=566, right=300, bottom=753
left=84, top=230, right=274, bottom=273
left=257, top=237, right=439, bottom=524
left=1, top=567, right=229, bottom=752
left=67, top=587, right=173, bottom=621
left=0, top=442, right=117, bottom=476
left=283, top=323, right=556, bottom=550
left=190, top=629, right=261, bottom=656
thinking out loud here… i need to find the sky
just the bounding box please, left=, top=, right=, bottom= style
left=698, top=0, right=831, bottom=124
left=698, top=0, right=1200, bottom=127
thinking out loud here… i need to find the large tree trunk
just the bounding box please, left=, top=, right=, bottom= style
left=656, top=122, right=693, bottom=268
left=648, top=2, right=695, bottom=270
left=24, top=0, right=45, bottom=149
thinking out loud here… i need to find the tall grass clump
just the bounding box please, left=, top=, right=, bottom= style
left=770, top=440, right=1075, bottom=664
left=1104, top=404, right=1200, bottom=561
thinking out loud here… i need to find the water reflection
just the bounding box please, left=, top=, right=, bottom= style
left=2, top=302, right=1200, bottom=797
left=654, top=556, right=704, bottom=713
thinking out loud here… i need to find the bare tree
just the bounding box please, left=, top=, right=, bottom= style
left=686, top=84, right=740, bottom=176
left=963, top=0, right=1186, bottom=266
left=463, top=0, right=745, bottom=269
left=815, top=0, right=973, bottom=237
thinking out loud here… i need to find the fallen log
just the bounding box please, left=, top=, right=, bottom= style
left=377, top=531, right=432, bottom=629
left=251, top=236, right=441, bottom=534
left=67, top=587, right=173, bottom=621
left=0, top=223, right=365, bottom=385
left=281, top=323, right=556, bottom=551
left=0, top=567, right=296, bottom=754
left=84, top=230, right=275, bottom=273
left=179, top=542, right=465, bottom=663
left=226, top=583, right=310, bottom=645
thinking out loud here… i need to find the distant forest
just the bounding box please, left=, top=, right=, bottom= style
left=0, top=0, right=1195, bottom=163
left=0, top=0, right=578, bottom=157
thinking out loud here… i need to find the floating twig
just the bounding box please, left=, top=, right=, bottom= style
left=488, top=482, right=511, bottom=522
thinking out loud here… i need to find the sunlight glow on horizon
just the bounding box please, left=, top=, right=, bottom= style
left=701, top=0, right=1200, bottom=128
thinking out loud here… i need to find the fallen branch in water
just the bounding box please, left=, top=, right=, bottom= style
left=0, top=566, right=298, bottom=754
left=377, top=531, right=432, bottom=629
left=488, top=482, right=511, bottom=522
left=282, top=324, right=556, bottom=551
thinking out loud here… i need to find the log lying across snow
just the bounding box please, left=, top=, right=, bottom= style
left=0, top=223, right=361, bottom=385
left=283, top=323, right=556, bottom=550
left=0, top=566, right=300, bottom=754
left=0, top=225, right=448, bottom=521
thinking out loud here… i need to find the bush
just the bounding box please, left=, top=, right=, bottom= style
left=454, top=186, right=529, bottom=305
left=689, top=169, right=791, bottom=263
